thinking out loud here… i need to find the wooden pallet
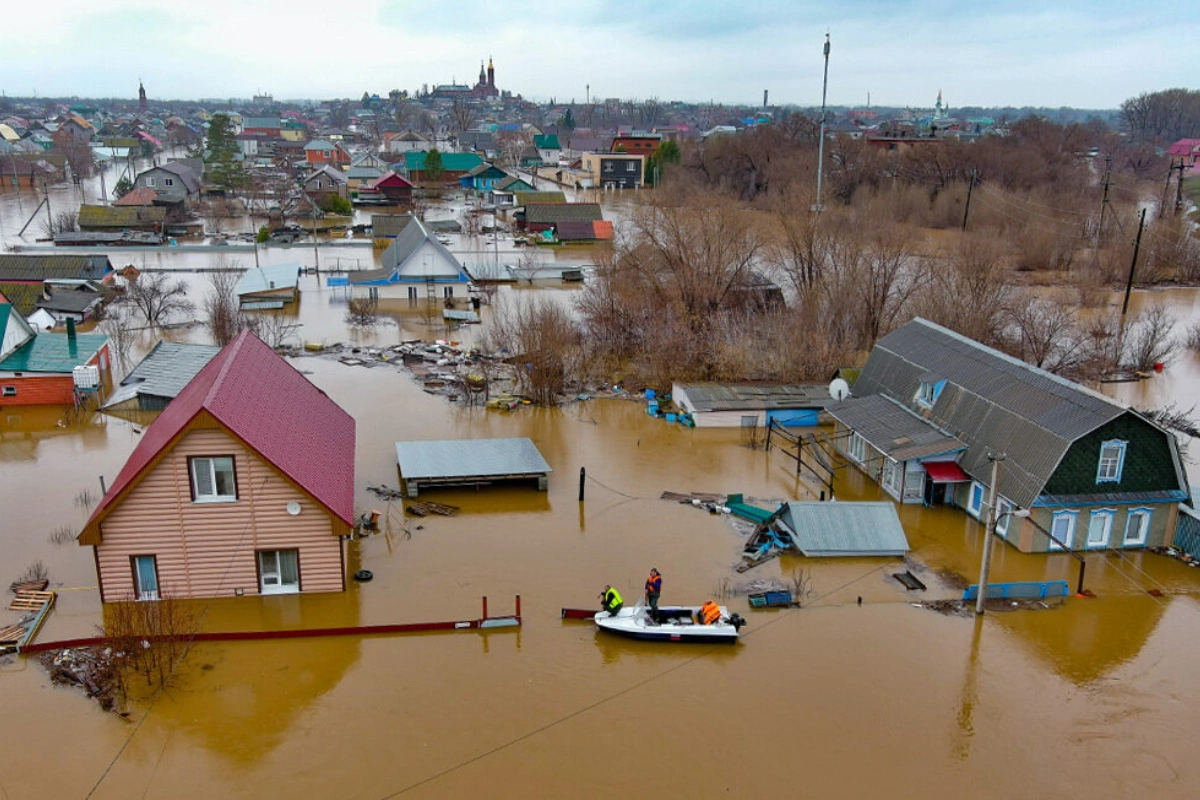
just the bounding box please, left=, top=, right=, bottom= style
left=8, top=591, right=54, bottom=611
left=405, top=501, right=459, bottom=517
left=8, top=578, right=48, bottom=594
left=0, top=625, right=25, bottom=644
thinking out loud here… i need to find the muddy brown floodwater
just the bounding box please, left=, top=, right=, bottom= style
left=3, top=178, right=1200, bottom=796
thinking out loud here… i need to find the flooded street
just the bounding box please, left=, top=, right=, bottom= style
left=3, top=181, right=1200, bottom=797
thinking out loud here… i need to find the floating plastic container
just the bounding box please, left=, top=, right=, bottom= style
left=665, top=413, right=677, bottom=422
left=644, top=389, right=657, bottom=400
left=72, top=365, right=100, bottom=389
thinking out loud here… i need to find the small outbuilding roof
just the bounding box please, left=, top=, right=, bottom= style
left=101, top=340, right=222, bottom=410
left=778, top=501, right=910, bottom=557
left=676, top=383, right=834, bottom=413
left=235, top=263, right=301, bottom=297
left=396, top=437, right=552, bottom=481
left=827, top=393, right=965, bottom=462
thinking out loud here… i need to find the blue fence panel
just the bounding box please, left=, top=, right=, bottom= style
left=963, top=580, right=1070, bottom=601
left=1175, top=508, right=1200, bottom=559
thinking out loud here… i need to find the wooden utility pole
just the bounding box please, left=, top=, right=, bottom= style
left=961, top=168, right=976, bottom=232
left=1159, top=160, right=1175, bottom=218
left=1121, top=208, right=1147, bottom=318
left=1097, top=154, right=1112, bottom=244
left=1174, top=159, right=1188, bottom=216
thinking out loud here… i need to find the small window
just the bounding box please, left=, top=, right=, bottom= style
left=994, top=497, right=1014, bottom=536
left=1124, top=508, right=1151, bottom=546
left=1097, top=440, right=1126, bottom=482
left=967, top=481, right=985, bottom=517
left=164, top=178, right=174, bottom=186
left=1086, top=509, right=1114, bottom=548
left=1, top=386, right=15, bottom=397
left=132, top=555, right=159, bottom=600
left=259, top=549, right=300, bottom=594
left=146, top=177, right=156, bottom=187
left=881, top=457, right=902, bottom=496
left=190, top=456, right=237, bottom=502
left=603, top=163, right=613, bottom=172
left=847, top=432, right=866, bottom=463
left=626, top=162, right=636, bottom=172
left=1049, top=510, right=1077, bottom=550
left=917, top=382, right=935, bottom=405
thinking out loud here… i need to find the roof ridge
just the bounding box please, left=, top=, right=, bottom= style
left=908, top=317, right=1125, bottom=410
left=204, top=329, right=250, bottom=405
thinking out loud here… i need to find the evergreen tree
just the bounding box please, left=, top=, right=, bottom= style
left=204, top=113, right=243, bottom=192
left=424, top=148, right=445, bottom=183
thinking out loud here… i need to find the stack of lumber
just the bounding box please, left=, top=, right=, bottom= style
left=405, top=501, right=460, bottom=517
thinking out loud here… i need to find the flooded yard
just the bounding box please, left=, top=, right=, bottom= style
left=3, top=182, right=1200, bottom=797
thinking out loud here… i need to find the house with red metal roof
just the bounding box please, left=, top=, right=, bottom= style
left=1167, top=138, right=1200, bottom=168
left=78, top=329, right=356, bottom=601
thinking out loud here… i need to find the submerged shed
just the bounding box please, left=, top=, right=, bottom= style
left=236, top=263, right=301, bottom=309
left=777, top=501, right=910, bottom=557
left=395, top=437, right=551, bottom=497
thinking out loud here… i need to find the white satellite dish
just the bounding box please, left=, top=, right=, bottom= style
left=829, top=378, right=850, bottom=401
left=286, top=501, right=302, bottom=516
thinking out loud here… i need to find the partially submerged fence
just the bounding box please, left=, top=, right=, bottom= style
left=962, top=581, right=1070, bottom=601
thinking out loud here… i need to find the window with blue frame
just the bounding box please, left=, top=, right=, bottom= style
left=1123, top=508, right=1152, bottom=546
left=1097, top=440, right=1127, bottom=483
left=1049, top=510, right=1078, bottom=550
left=967, top=481, right=985, bottom=517
left=916, top=378, right=945, bottom=407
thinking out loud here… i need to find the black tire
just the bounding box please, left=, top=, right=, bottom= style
left=354, top=570, right=373, bottom=582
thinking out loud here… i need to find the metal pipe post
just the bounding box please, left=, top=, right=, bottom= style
left=814, top=32, right=831, bottom=213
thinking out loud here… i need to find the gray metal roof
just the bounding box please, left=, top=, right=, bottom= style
left=396, top=437, right=552, bottom=480
left=676, top=382, right=834, bottom=413
left=827, top=394, right=965, bottom=462
left=779, top=502, right=910, bottom=557
left=853, top=318, right=1127, bottom=508
left=101, top=340, right=222, bottom=409
left=236, top=263, right=301, bottom=296
left=372, top=213, right=415, bottom=238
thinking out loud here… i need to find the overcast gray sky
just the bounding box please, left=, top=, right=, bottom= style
left=3, top=0, right=1194, bottom=108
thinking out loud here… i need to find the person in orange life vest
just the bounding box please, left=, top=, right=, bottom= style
left=644, top=568, right=662, bottom=611
left=599, top=584, right=623, bottom=617
left=700, top=600, right=721, bottom=625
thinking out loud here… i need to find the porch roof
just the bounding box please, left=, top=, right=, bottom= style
left=828, top=393, right=965, bottom=462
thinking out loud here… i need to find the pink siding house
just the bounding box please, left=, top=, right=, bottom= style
left=79, top=330, right=355, bottom=601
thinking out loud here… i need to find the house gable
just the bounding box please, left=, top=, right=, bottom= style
left=1041, top=411, right=1187, bottom=500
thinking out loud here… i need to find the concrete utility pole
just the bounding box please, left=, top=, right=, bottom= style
left=975, top=453, right=1005, bottom=616
left=814, top=31, right=831, bottom=214
left=961, top=168, right=976, bottom=232
left=1174, top=159, right=1188, bottom=216
left=1121, top=207, right=1147, bottom=318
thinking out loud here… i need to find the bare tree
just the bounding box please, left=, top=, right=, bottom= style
left=98, top=307, right=138, bottom=376
left=126, top=272, right=195, bottom=327
left=485, top=294, right=581, bottom=405
left=346, top=295, right=380, bottom=327
left=255, top=309, right=301, bottom=349
left=912, top=236, right=1013, bottom=346
left=1122, top=302, right=1177, bottom=372
left=41, top=210, right=78, bottom=238
left=450, top=99, right=476, bottom=135
left=1004, top=294, right=1090, bottom=376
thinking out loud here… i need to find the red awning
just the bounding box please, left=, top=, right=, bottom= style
left=923, top=461, right=971, bottom=483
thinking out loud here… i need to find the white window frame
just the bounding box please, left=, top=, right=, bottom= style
left=259, top=549, right=300, bottom=595
left=967, top=481, right=985, bottom=518
left=1123, top=507, right=1152, bottom=546
left=1086, top=509, right=1115, bottom=549
left=146, top=177, right=156, bottom=187
left=1, top=386, right=15, bottom=397
left=1049, top=510, right=1078, bottom=550
left=881, top=457, right=903, bottom=497
left=1097, top=440, right=1127, bottom=483
left=132, top=555, right=159, bottom=601
left=190, top=456, right=237, bottom=503
left=917, top=381, right=935, bottom=406
left=847, top=432, right=866, bottom=463
left=994, top=497, right=1014, bottom=537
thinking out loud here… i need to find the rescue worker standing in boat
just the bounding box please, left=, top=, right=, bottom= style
left=644, top=568, right=662, bottom=612
left=599, top=584, right=623, bottom=618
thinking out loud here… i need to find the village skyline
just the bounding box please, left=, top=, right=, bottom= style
left=3, top=0, right=1195, bottom=108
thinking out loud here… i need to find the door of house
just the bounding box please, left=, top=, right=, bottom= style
left=133, top=555, right=159, bottom=600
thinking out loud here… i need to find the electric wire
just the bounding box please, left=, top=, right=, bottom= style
left=377, top=560, right=893, bottom=798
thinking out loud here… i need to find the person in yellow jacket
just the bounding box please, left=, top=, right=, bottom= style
left=599, top=584, right=623, bottom=617
left=699, top=600, right=721, bottom=625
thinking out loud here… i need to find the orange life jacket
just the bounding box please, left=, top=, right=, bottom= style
left=645, top=573, right=662, bottom=594
left=701, top=601, right=720, bottom=625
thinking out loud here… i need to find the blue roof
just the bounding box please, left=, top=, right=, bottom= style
left=235, top=263, right=301, bottom=296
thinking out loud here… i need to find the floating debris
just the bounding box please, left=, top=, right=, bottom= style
left=405, top=501, right=460, bottom=517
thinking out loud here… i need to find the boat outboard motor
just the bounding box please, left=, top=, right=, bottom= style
left=728, top=613, right=746, bottom=631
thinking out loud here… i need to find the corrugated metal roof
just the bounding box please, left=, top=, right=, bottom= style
left=372, top=213, right=415, bottom=238
left=101, top=340, right=221, bottom=409
left=396, top=437, right=552, bottom=481
left=0, top=254, right=112, bottom=283
left=78, top=204, right=166, bottom=228
left=524, top=203, right=603, bottom=224
left=853, top=319, right=1126, bottom=507
left=828, top=394, right=965, bottom=462
left=84, top=330, right=356, bottom=531
left=235, top=263, right=301, bottom=296
left=780, top=502, right=910, bottom=556
left=677, top=382, right=834, bottom=413
left=0, top=332, right=108, bottom=373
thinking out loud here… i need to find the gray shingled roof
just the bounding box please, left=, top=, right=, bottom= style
left=779, top=502, right=910, bottom=557
left=395, top=437, right=552, bottom=480
left=371, top=213, right=415, bottom=238
left=827, top=393, right=965, bottom=461
left=676, top=383, right=835, bottom=413
left=101, top=340, right=222, bottom=409
left=524, top=203, right=602, bottom=224
left=853, top=318, right=1127, bottom=507
left=0, top=254, right=112, bottom=282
